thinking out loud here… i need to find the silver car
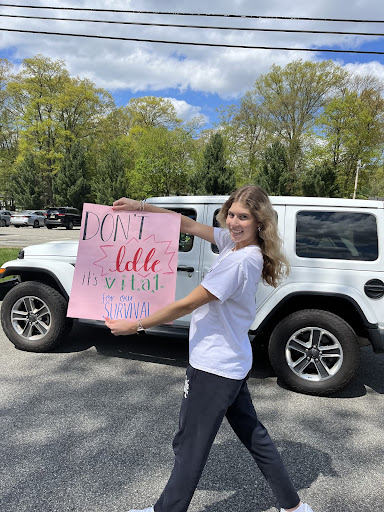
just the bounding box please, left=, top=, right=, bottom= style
left=10, top=210, right=46, bottom=228
left=0, top=210, right=12, bottom=227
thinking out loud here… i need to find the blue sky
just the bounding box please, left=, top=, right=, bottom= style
left=1, top=0, right=384, bottom=129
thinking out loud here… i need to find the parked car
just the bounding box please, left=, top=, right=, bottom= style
left=44, top=207, right=81, bottom=230
left=0, top=210, right=12, bottom=227
left=1, top=195, right=384, bottom=396
left=10, top=210, right=46, bottom=228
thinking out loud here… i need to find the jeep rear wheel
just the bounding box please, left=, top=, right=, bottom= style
left=1, top=282, right=72, bottom=352
left=268, top=309, right=360, bottom=395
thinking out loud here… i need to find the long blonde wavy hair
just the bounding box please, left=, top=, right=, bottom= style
left=216, top=185, right=290, bottom=288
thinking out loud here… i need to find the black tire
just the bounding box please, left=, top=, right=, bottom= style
left=46, top=225, right=53, bottom=229
left=0, top=282, right=72, bottom=352
left=268, top=309, right=360, bottom=396
left=66, top=220, right=74, bottom=230
left=0, top=219, right=5, bottom=227
left=33, top=220, right=40, bottom=228
left=14, top=225, right=20, bottom=228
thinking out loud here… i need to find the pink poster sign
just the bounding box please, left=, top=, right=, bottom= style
left=67, top=203, right=180, bottom=321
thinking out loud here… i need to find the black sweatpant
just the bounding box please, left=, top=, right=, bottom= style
left=154, top=365, right=300, bottom=512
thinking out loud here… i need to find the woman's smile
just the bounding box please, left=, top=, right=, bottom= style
left=226, top=202, right=258, bottom=249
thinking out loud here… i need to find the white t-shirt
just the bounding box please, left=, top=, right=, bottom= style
left=189, top=227, right=263, bottom=380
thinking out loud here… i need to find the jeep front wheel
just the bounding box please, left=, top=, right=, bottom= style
left=1, top=282, right=72, bottom=352
left=268, top=309, right=360, bottom=395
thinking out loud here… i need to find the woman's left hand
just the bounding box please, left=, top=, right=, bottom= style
left=105, top=317, right=137, bottom=336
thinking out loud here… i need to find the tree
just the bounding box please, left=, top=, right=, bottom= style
left=0, top=58, right=18, bottom=205
left=125, top=96, right=181, bottom=129
left=133, top=126, right=196, bottom=197
left=54, top=141, right=91, bottom=210
left=12, top=153, right=45, bottom=209
left=92, top=143, right=130, bottom=205
left=254, top=60, right=347, bottom=180
left=9, top=54, right=114, bottom=205
left=258, top=141, right=290, bottom=195
left=200, top=132, right=235, bottom=195
left=217, top=93, right=269, bottom=185
left=317, top=88, right=384, bottom=197
left=301, top=162, right=339, bottom=197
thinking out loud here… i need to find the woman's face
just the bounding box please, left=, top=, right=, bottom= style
left=226, top=201, right=258, bottom=248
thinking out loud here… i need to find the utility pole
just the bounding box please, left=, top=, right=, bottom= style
left=353, top=159, right=361, bottom=200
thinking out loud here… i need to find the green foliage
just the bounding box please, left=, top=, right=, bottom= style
left=12, top=153, right=45, bottom=209
left=258, top=141, right=291, bottom=195
left=9, top=54, right=114, bottom=205
left=125, top=96, right=181, bottom=129
left=54, top=142, right=91, bottom=210
left=132, top=126, right=196, bottom=197
left=301, top=162, right=339, bottom=197
left=2, top=54, right=384, bottom=203
left=254, top=60, right=347, bottom=180
left=0, top=58, right=18, bottom=201
left=317, top=89, right=384, bottom=197
left=199, top=132, right=236, bottom=195
left=92, top=143, right=130, bottom=205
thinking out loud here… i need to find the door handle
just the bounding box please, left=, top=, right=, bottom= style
left=177, top=265, right=195, bottom=272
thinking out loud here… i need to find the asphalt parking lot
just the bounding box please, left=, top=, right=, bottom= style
left=0, top=225, right=384, bottom=512
left=0, top=311, right=383, bottom=512
left=0, top=224, right=80, bottom=248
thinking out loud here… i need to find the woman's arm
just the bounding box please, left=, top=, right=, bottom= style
left=112, top=197, right=216, bottom=244
left=105, top=285, right=217, bottom=336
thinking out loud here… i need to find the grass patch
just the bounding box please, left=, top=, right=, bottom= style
left=0, top=247, right=21, bottom=267
left=0, top=248, right=21, bottom=281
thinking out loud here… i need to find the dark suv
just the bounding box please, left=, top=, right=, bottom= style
left=45, top=207, right=81, bottom=230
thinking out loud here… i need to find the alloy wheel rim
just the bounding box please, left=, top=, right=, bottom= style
left=11, top=295, right=51, bottom=340
left=285, top=326, right=343, bottom=381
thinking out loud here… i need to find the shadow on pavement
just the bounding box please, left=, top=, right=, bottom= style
left=196, top=438, right=337, bottom=512
left=53, top=321, right=384, bottom=396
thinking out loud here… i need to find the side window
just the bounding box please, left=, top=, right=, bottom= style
left=168, top=208, right=196, bottom=253
left=296, top=211, right=378, bottom=261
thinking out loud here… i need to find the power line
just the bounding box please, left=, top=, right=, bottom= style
left=0, top=4, right=383, bottom=24
left=1, top=13, right=384, bottom=37
left=1, top=27, right=384, bottom=55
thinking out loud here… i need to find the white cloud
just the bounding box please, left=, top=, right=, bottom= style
left=164, top=97, right=209, bottom=123
left=342, top=61, right=384, bottom=82
left=1, top=0, right=384, bottom=100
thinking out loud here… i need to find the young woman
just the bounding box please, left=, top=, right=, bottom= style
left=105, top=185, right=314, bottom=512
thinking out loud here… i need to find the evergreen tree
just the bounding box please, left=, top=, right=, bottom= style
left=258, top=141, right=290, bottom=195
left=92, top=144, right=129, bottom=205
left=12, top=154, right=45, bottom=209
left=54, top=141, right=91, bottom=209
left=202, top=132, right=235, bottom=194
left=301, top=162, right=339, bottom=197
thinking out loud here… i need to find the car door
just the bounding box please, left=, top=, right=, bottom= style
left=203, top=201, right=287, bottom=331
left=147, top=202, right=205, bottom=327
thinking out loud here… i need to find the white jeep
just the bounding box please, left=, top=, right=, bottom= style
left=1, top=195, right=383, bottom=396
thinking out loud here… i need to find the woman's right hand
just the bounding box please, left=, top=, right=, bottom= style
left=112, top=197, right=140, bottom=211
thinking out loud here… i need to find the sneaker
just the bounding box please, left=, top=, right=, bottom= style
left=281, top=503, right=314, bottom=512
left=128, top=508, right=154, bottom=512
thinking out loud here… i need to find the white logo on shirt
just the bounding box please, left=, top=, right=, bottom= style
left=183, top=377, right=189, bottom=398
